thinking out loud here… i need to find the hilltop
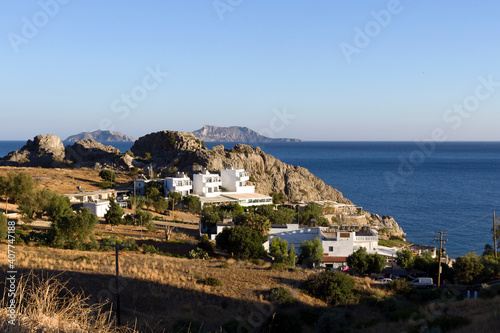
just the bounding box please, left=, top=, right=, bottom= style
left=65, top=130, right=135, bottom=143
left=192, top=125, right=302, bottom=143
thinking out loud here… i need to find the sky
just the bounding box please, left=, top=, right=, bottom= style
left=1, top=0, right=499, bottom=141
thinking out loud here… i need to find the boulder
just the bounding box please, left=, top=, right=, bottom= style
left=0, top=134, right=65, bottom=167
left=65, top=139, right=120, bottom=167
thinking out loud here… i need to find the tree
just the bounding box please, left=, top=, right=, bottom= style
left=135, top=209, right=154, bottom=231
left=201, top=205, right=223, bottom=226
left=127, top=194, right=146, bottom=211
left=270, top=192, right=285, bottom=205
left=0, top=172, right=35, bottom=215
left=182, top=195, right=201, bottom=214
left=298, top=203, right=324, bottom=225
left=396, top=249, right=414, bottom=270
left=51, top=208, right=98, bottom=247
left=168, top=191, right=182, bottom=211
left=366, top=252, right=386, bottom=274
left=238, top=212, right=270, bottom=236
left=347, top=247, right=369, bottom=274
left=0, top=212, right=7, bottom=239
left=287, top=244, right=297, bottom=267
left=454, top=252, right=484, bottom=284
left=18, top=188, right=58, bottom=222
left=153, top=197, right=169, bottom=213
left=144, top=152, right=152, bottom=159
left=99, top=170, right=116, bottom=186
left=215, top=226, right=266, bottom=260
left=413, top=251, right=435, bottom=272
left=45, top=194, right=73, bottom=222
left=306, top=270, right=356, bottom=306
left=104, top=198, right=124, bottom=229
left=270, top=237, right=289, bottom=263
left=269, top=207, right=295, bottom=224
left=299, top=237, right=324, bottom=268
left=145, top=181, right=164, bottom=201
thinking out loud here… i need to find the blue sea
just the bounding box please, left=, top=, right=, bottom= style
left=1, top=140, right=499, bottom=257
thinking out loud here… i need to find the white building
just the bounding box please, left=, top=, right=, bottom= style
left=82, top=201, right=110, bottom=218
left=192, top=170, right=222, bottom=197
left=165, top=172, right=192, bottom=196
left=64, top=189, right=128, bottom=218
left=221, top=165, right=255, bottom=193
left=267, top=225, right=381, bottom=268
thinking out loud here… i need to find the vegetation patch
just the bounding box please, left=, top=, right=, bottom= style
left=201, top=276, right=222, bottom=287
left=269, top=287, right=296, bottom=306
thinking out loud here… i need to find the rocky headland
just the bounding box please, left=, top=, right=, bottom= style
left=192, top=125, right=302, bottom=143
left=0, top=131, right=404, bottom=237
left=65, top=130, right=135, bottom=143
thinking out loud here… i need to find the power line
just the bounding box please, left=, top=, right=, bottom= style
left=445, top=213, right=491, bottom=233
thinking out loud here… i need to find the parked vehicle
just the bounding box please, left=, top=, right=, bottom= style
left=378, top=278, right=392, bottom=284
left=410, top=277, right=434, bottom=288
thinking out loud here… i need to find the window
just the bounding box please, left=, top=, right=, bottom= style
left=329, top=246, right=333, bottom=252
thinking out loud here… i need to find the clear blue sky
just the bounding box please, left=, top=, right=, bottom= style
left=1, top=0, right=499, bottom=141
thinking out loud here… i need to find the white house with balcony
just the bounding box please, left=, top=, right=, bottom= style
left=221, top=165, right=255, bottom=193
left=165, top=172, right=192, bottom=196
left=266, top=225, right=382, bottom=268
left=192, top=170, right=222, bottom=197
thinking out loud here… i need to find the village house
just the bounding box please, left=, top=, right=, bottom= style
left=165, top=172, right=192, bottom=196
left=265, top=224, right=396, bottom=269
left=64, top=188, right=128, bottom=218
left=134, top=167, right=272, bottom=208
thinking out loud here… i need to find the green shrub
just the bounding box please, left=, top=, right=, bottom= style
left=306, top=271, right=356, bottom=306
left=197, top=235, right=215, bottom=255
left=188, top=247, right=210, bottom=260
left=142, top=244, right=160, bottom=254
left=202, top=277, right=222, bottom=287
left=269, top=287, right=296, bottom=306
left=390, top=278, right=415, bottom=295
left=251, top=258, right=265, bottom=266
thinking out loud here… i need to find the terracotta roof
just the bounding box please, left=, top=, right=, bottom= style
left=322, top=256, right=348, bottom=263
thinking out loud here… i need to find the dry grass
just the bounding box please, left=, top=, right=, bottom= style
left=0, top=244, right=321, bottom=331
left=0, top=167, right=132, bottom=194
left=0, top=271, right=129, bottom=333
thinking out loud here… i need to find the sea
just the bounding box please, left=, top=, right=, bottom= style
left=1, top=140, right=499, bottom=258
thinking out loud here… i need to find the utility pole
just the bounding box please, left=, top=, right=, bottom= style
left=433, top=231, right=447, bottom=287
left=103, top=244, right=129, bottom=328
left=494, top=211, right=499, bottom=261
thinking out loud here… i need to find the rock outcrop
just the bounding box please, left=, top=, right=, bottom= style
left=0, top=134, right=66, bottom=167
left=130, top=131, right=405, bottom=236
left=370, top=214, right=406, bottom=238
left=192, top=125, right=302, bottom=143
left=131, top=131, right=348, bottom=203
left=65, top=139, right=120, bottom=167
left=65, top=130, right=135, bottom=143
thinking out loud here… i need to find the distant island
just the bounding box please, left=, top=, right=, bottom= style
left=192, top=125, right=302, bottom=143
left=65, top=130, right=135, bottom=143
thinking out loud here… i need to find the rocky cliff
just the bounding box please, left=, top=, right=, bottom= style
left=192, top=125, right=302, bottom=143
left=65, top=139, right=121, bottom=167
left=65, top=130, right=135, bottom=143
left=131, top=131, right=405, bottom=237
left=0, top=134, right=66, bottom=167
left=132, top=131, right=347, bottom=203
